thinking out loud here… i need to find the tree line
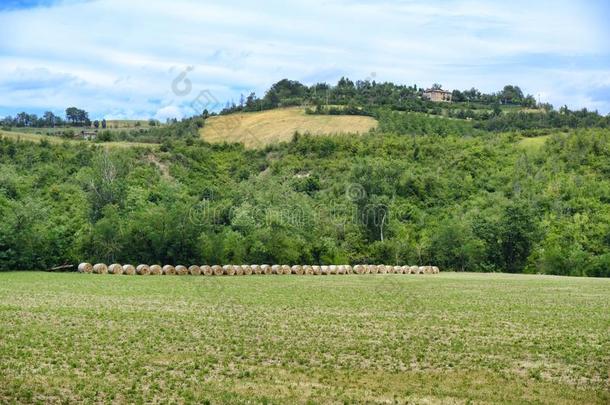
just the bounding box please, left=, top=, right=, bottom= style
left=1, top=127, right=609, bottom=277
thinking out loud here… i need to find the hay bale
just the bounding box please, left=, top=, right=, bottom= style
left=353, top=264, right=364, bottom=274
left=261, top=264, right=272, bottom=275
left=162, top=265, right=176, bottom=275
left=233, top=265, right=244, bottom=276
left=329, top=265, right=337, bottom=275
left=291, top=265, right=304, bottom=275
left=281, top=265, right=291, bottom=275
left=149, top=265, right=162, bottom=275
left=201, top=265, right=213, bottom=276
left=369, top=265, right=378, bottom=274
left=212, top=265, right=223, bottom=276
left=393, top=265, right=403, bottom=274
left=337, top=265, right=345, bottom=275
left=122, top=264, right=136, bottom=275
left=175, top=265, right=188, bottom=275
left=303, top=265, right=313, bottom=275
left=321, top=265, right=329, bottom=275
left=432, top=266, right=440, bottom=274
left=345, top=265, right=353, bottom=274
left=188, top=265, right=202, bottom=276
left=408, top=266, right=418, bottom=274
left=136, top=264, right=150, bottom=275
left=78, top=262, right=93, bottom=273
left=271, top=265, right=282, bottom=275
left=378, top=265, right=387, bottom=274
left=312, top=265, right=321, bottom=275
left=418, top=266, right=427, bottom=274
left=251, top=264, right=261, bottom=275
left=242, top=265, right=252, bottom=276
left=93, top=263, right=108, bottom=274
left=108, top=263, right=123, bottom=275
left=223, top=265, right=235, bottom=276
left=401, top=265, right=411, bottom=274
left=386, top=265, right=395, bottom=274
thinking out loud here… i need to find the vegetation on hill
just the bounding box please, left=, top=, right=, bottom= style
left=1, top=125, right=610, bottom=277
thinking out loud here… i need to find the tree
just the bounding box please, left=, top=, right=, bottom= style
left=93, top=120, right=99, bottom=129
left=101, top=119, right=107, bottom=129
left=65, top=107, right=89, bottom=126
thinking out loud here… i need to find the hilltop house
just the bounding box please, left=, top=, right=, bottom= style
left=423, top=88, right=452, bottom=102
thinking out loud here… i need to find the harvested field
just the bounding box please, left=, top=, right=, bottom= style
left=0, top=272, right=608, bottom=403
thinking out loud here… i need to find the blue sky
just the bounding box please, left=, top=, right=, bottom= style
left=0, top=0, right=609, bottom=120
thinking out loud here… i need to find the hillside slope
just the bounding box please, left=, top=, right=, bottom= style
left=199, top=107, right=377, bottom=147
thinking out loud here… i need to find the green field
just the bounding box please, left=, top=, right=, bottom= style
left=0, top=272, right=608, bottom=404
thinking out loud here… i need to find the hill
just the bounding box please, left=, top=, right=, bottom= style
left=199, top=107, right=377, bottom=147
left=0, top=129, right=158, bottom=149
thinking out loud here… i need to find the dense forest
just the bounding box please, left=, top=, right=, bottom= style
left=1, top=78, right=609, bottom=276
left=1, top=126, right=610, bottom=276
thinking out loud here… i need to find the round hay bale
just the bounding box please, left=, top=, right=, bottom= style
left=188, top=265, right=202, bottom=276
left=378, top=265, right=387, bottom=274
left=136, top=264, right=150, bottom=275
left=291, top=265, right=304, bottom=275
left=432, top=266, right=440, bottom=274
left=393, top=265, right=402, bottom=274
left=212, top=265, right=223, bottom=276
left=386, top=265, right=395, bottom=274
left=108, top=263, right=123, bottom=275
left=201, top=265, right=212, bottom=276
left=261, top=264, right=272, bottom=275
left=303, top=265, right=313, bottom=275
left=175, top=265, right=188, bottom=275
left=329, top=265, right=337, bottom=275
left=242, top=265, right=252, bottom=276
left=223, top=265, right=235, bottom=276
left=321, top=265, right=329, bottom=275
left=93, top=263, right=108, bottom=274
left=78, top=262, right=93, bottom=273
left=401, top=265, right=411, bottom=274
left=162, top=265, right=176, bottom=275
left=251, top=264, right=261, bottom=275
left=353, top=264, right=364, bottom=274
left=122, top=264, right=136, bottom=275
left=345, top=265, right=353, bottom=274
left=337, top=265, right=345, bottom=275
left=312, top=265, right=321, bottom=275
left=149, top=265, right=162, bottom=275
left=233, top=265, right=243, bottom=276
left=271, top=265, right=282, bottom=275
left=409, top=265, right=419, bottom=274
left=281, top=265, right=291, bottom=275
left=418, top=266, right=427, bottom=274
left=369, top=265, right=379, bottom=274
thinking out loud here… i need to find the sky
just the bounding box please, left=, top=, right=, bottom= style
left=0, top=0, right=609, bottom=120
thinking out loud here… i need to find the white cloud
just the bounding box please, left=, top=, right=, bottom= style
left=0, top=0, right=608, bottom=118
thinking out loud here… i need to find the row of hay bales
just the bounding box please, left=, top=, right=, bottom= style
left=78, top=263, right=440, bottom=275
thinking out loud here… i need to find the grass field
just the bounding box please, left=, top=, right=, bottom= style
left=0, top=272, right=608, bottom=404
left=518, top=134, right=552, bottom=151
left=0, top=130, right=158, bottom=149
left=200, top=107, right=378, bottom=148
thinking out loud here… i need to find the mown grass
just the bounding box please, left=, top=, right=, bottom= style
left=0, top=272, right=608, bottom=404
left=199, top=107, right=378, bottom=148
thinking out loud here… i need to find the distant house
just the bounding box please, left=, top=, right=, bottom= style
left=79, top=130, right=97, bottom=140
left=423, top=88, right=452, bottom=102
